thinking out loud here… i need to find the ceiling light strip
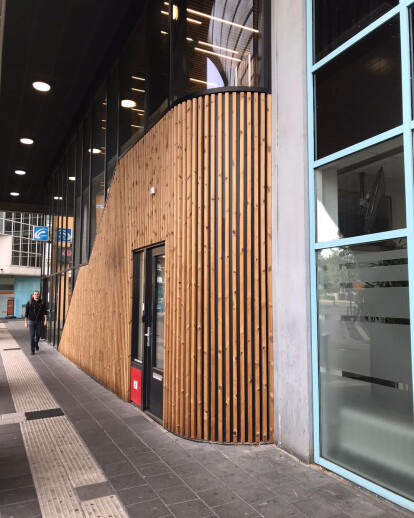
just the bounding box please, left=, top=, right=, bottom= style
left=195, top=47, right=241, bottom=62
left=187, top=8, right=258, bottom=33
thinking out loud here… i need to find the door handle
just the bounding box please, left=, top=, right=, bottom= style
left=145, top=326, right=151, bottom=345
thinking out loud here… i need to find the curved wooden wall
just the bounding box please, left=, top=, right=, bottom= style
left=59, top=92, right=273, bottom=443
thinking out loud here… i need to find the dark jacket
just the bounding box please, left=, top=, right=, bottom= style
left=25, top=299, right=47, bottom=322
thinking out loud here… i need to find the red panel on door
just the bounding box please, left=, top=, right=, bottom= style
left=130, top=366, right=142, bottom=406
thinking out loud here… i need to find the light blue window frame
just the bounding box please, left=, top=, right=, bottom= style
left=307, top=0, right=414, bottom=512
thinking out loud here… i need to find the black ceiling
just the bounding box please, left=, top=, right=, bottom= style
left=0, top=0, right=139, bottom=211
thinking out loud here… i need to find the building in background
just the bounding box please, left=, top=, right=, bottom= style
left=0, top=211, right=43, bottom=318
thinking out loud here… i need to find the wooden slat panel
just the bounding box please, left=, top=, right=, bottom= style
left=231, top=92, right=238, bottom=442
left=239, top=93, right=246, bottom=443
left=59, top=93, right=273, bottom=443
left=217, top=93, right=223, bottom=443
left=209, top=94, right=216, bottom=441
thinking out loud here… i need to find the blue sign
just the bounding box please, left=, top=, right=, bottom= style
left=33, top=226, right=49, bottom=241
left=58, top=228, right=72, bottom=243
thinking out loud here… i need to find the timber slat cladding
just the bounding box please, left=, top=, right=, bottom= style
left=59, top=92, right=273, bottom=443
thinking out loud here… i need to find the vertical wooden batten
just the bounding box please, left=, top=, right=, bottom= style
left=59, top=92, right=274, bottom=443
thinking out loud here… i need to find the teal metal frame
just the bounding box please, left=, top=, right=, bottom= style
left=307, top=0, right=414, bottom=512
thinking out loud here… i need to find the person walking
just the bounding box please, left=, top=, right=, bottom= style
left=25, top=290, right=47, bottom=355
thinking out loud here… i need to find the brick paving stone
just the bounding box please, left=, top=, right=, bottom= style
left=168, top=498, right=211, bottom=518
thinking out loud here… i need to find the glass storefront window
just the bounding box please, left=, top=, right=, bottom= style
left=315, top=17, right=402, bottom=159
left=318, top=238, right=413, bottom=501
left=74, top=128, right=83, bottom=268
left=314, top=0, right=398, bottom=63
left=90, top=85, right=107, bottom=251
left=81, top=114, right=92, bottom=264
left=106, top=64, right=119, bottom=191
left=147, top=0, right=170, bottom=124
left=172, top=0, right=266, bottom=100
left=119, top=22, right=146, bottom=149
left=316, top=137, right=405, bottom=242
left=67, top=138, right=76, bottom=271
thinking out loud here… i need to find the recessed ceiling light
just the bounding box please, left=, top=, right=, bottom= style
left=54, top=196, right=63, bottom=200
left=88, top=148, right=102, bottom=154
left=121, top=99, right=136, bottom=108
left=33, top=81, right=51, bottom=92
left=10, top=192, right=20, bottom=197
left=68, top=176, right=76, bottom=181
left=20, top=138, right=34, bottom=145
left=15, top=170, right=26, bottom=175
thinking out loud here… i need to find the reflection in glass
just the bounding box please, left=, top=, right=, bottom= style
left=74, top=128, right=83, bottom=268
left=136, top=252, right=145, bottom=362
left=318, top=239, right=413, bottom=500
left=316, top=137, right=405, bottom=242
left=172, top=0, right=265, bottom=99
left=90, top=85, right=106, bottom=251
left=147, top=0, right=170, bottom=123
left=154, top=254, right=165, bottom=370
left=314, top=0, right=398, bottom=62
left=81, top=114, right=91, bottom=264
left=315, top=18, right=402, bottom=159
left=66, top=138, right=76, bottom=272
left=119, top=20, right=146, bottom=148
left=106, top=64, right=119, bottom=190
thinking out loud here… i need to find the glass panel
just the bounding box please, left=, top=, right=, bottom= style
left=47, top=277, right=53, bottom=343
left=106, top=64, right=119, bottom=191
left=316, top=137, right=405, bottom=242
left=90, top=85, right=107, bottom=250
left=74, top=128, right=83, bottom=267
left=314, top=0, right=398, bottom=62
left=81, top=114, right=91, bottom=264
left=67, top=139, right=76, bottom=271
left=315, top=18, right=402, bottom=159
left=135, top=252, right=145, bottom=362
left=318, top=238, right=413, bottom=501
left=119, top=20, right=146, bottom=148
left=172, top=0, right=266, bottom=100
left=147, top=0, right=170, bottom=124
left=154, top=253, right=165, bottom=370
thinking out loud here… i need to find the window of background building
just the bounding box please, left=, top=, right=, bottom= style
left=315, top=17, right=402, bottom=159
left=314, top=0, right=398, bottom=62
left=172, top=0, right=266, bottom=100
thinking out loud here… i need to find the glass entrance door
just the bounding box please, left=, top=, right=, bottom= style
left=145, top=245, right=165, bottom=419
left=131, top=244, right=165, bottom=420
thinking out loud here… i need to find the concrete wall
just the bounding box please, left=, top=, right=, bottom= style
left=0, top=234, right=12, bottom=265
left=272, top=0, right=313, bottom=462
left=14, top=276, right=40, bottom=318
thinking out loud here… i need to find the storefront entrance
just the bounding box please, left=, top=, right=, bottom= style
left=131, top=244, right=165, bottom=420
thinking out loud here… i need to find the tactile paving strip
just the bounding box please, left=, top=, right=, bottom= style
left=0, top=349, right=57, bottom=412
left=2, top=328, right=130, bottom=518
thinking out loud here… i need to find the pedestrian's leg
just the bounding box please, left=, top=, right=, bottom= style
left=29, top=322, right=36, bottom=354
left=35, top=322, right=42, bottom=351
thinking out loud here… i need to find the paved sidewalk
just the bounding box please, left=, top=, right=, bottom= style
left=0, top=321, right=413, bottom=518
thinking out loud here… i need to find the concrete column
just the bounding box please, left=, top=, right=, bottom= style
left=271, top=0, right=313, bottom=462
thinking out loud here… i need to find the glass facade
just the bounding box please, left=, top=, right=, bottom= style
left=42, top=0, right=269, bottom=349
left=310, top=0, right=414, bottom=509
